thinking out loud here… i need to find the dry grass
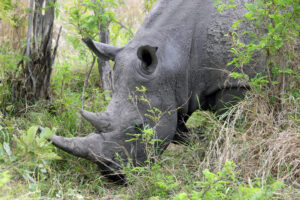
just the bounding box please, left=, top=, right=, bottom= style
left=198, top=91, right=300, bottom=189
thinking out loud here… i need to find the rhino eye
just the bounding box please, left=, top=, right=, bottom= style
left=137, top=45, right=158, bottom=74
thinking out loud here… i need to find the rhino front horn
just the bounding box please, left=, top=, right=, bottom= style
left=50, top=134, right=102, bottom=161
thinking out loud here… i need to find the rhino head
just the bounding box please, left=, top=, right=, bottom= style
left=51, top=36, right=187, bottom=181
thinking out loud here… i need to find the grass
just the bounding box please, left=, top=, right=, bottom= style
left=0, top=86, right=299, bottom=199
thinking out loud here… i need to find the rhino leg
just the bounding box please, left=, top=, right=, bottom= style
left=202, top=87, right=248, bottom=116
left=172, top=115, right=191, bottom=145
left=213, top=87, right=247, bottom=116
left=172, top=87, right=248, bottom=145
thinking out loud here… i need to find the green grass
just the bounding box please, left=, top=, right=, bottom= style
left=1, top=104, right=298, bottom=199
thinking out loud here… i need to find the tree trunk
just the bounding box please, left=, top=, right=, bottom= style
left=94, top=0, right=113, bottom=94
left=12, top=0, right=61, bottom=103
left=98, top=21, right=113, bottom=93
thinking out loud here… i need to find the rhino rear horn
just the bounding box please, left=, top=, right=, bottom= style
left=80, top=110, right=112, bottom=132
left=82, top=37, right=122, bottom=61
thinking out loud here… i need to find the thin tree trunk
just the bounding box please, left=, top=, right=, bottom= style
left=94, top=0, right=113, bottom=94
left=25, top=0, right=36, bottom=95
left=12, top=0, right=60, bottom=103
left=98, top=22, right=112, bottom=93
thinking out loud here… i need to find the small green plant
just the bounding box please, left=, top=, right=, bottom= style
left=214, top=0, right=237, bottom=13
left=121, top=86, right=180, bottom=198
left=127, top=86, right=164, bottom=158
left=52, top=62, right=73, bottom=100
left=173, top=161, right=284, bottom=200
left=0, top=125, right=62, bottom=198
left=67, top=0, right=117, bottom=39
left=0, top=170, right=12, bottom=200
left=0, top=43, right=24, bottom=112
left=4, top=126, right=60, bottom=181
left=0, top=0, right=27, bottom=29
left=135, top=86, right=162, bottom=124
left=66, top=0, right=134, bottom=48
left=124, top=162, right=179, bottom=199
left=0, top=170, right=11, bottom=188
left=222, top=0, right=299, bottom=110
left=144, top=0, right=157, bottom=13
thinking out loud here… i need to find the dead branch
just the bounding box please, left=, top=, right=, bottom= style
left=112, top=19, right=134, bottom=37
left=51, top=26, right=62, bottom=68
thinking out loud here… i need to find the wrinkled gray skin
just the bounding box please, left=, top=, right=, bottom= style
left=51, top=0, right=263, bottom=182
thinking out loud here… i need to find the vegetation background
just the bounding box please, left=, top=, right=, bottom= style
left=0, top=0, right=299, bottom=199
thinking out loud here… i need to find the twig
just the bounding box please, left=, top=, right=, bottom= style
left=112, top=19, right=134, bottom=37
left=11, top=60, right=23, bottom=102
left=82, top=56, right=96, bottom=110
left=51, top=26, right=62, bottom=68
left=78, top=56, right=96, bottom=133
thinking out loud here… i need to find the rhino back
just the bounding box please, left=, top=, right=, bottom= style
left=129, top=0, right=263, bottom=112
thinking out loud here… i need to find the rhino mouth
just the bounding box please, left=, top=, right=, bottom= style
left=50, top=133, right=125, bottom=182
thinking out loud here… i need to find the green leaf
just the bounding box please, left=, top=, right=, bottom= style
left=23, top=126, right=39, bottom=145
left=230, top=72, right=249, bottom=80
left=5, top=105, right=13, bottom=112
left=38, top=152, right=61, bottom=160
left=232, top=19, right=242, bottom=29
left=203, top=169, right=218, bottom=182
left=40, top=128, right=53, bottom=140
left=3, top=142, right=12, bottom=157
left=173, top=192, right=190, bottom=200
left=0, top=171, right=11, bottom=188
left=278, top=68, right=295, bottom=74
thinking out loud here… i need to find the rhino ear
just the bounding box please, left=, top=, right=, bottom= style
left=137, top=45, right=158, bottom=74
left=82, top=37, right=122, bottom=61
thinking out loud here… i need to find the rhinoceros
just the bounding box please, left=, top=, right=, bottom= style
left=50, top=0, right=263, bottom=181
